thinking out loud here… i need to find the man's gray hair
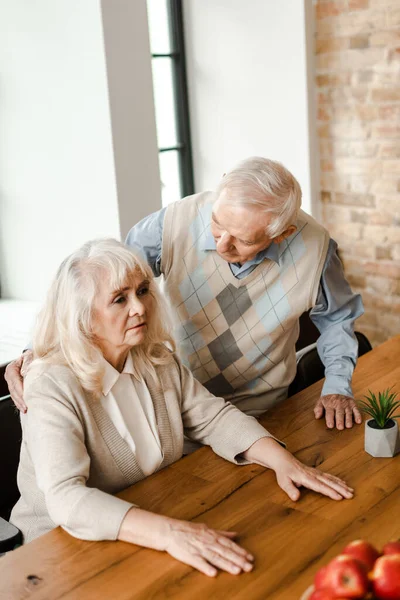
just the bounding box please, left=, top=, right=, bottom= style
left=215, top=157, right=302, bottom=238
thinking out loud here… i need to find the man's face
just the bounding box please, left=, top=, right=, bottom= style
left=210, top=199, right=275, bottom=264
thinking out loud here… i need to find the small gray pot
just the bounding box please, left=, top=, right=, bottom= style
left=365, top=419, right=399, bottom=458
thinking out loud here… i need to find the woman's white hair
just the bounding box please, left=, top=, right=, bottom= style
left=32, top=238, right=176, bottom=396
left=215, top=157, right=302, bottom=238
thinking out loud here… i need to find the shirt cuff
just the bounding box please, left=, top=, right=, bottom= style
left=321, top=374, right=353, bottom=398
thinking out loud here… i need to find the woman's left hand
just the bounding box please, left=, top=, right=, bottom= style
left=243, top=436, right=354, bottom=502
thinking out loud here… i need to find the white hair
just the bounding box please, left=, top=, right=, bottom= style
left=32, top=238, right=176, bottom=396
left=215, top=157, right=302, bottom=238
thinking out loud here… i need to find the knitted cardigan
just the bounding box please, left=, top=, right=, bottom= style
left=11, top=353, right=271, bottom=543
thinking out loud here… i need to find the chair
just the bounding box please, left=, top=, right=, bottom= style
left=0, top=366, right=22, bottom=552
left=289, top=314, right=372, bottom=397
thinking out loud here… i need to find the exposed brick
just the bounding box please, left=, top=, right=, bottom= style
left=316, top=72, right=352, bottom=87
left=350, top=35, right=370, bottom=49
left=379, top=105, right=400, bottom=121
left=317, top=10, right=386, bottom=37
left=387, top=7, right=400, bottom=28
left=368, top=211, right=394, bottom=226
left=371, top=124, right=400, bottom=139
left=370, top=31, right=400, bottom=47
left=380, top=143, right=400, bottom=158
left=326, top=221, right=363, bottom=241
left=332, top=104, right=378, bottom=121
left=330, top=121, right=370, bottom=140
left=346, top=141, right=378, bottom=158
left=335, top=192, right=376, bottom=207
left=347, top=274, right=367, bottom=288
left=366, top=275, right=400, bottom=295
left=319, top=139, right=333, bottom=157
left=333, top=158, right=381, bottom=175
left=321, top=191, right=332, bottom=203
left=321, top=159, right=334, bottom=172
left=361, top=225, right=391, bottom=244
left=316, top=0, right=400, bottom=348
left=340, top=240, right=376, bottom=258
left=316, top=1, right=347, bottom=20
left=392, top=244, right=400, bottom=261
left=376, top=245, right=393, bottom=260
left=316, top=37, right=349, bottom=54
left=376, top=195, right=400, bottom=215
left=351, top=69, right=375, bottom=84
left=318, top=124, right=331, bottom=138
left=371, top=178, right=399, bottom=194
left=349, top=0, right=370, bottom=10
left=351, top=209, right=368, bottom=224
left=318, top=91, right=330, bottom=105
left=371, top=88, right=400, bottom=102
left=382, top=160, right=400, bottom=173
left=318, top=106, right=331, bottom=121
left=316, top=47, right=383, bottom=70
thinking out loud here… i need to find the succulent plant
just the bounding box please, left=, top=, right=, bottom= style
left=358, top=387, right=400, bottom=429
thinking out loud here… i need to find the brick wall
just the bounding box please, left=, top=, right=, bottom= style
left=315, top=0, right=400, bottom=346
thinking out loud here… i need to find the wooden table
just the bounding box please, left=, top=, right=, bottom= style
left=2, top=336, right=400, bottom=600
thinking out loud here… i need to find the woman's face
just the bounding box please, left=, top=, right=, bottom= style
left=91, top=269, right=153, bottom=358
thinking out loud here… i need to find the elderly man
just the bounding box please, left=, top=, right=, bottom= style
left=7, top=157, right=363, bottom=430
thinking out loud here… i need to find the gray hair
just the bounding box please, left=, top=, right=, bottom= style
left=32, top=238, right=175, bottom=396
left=215, top=157, right=302, bottom=238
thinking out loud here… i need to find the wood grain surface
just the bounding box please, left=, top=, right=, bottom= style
left=2, top=336, right=400, bottom=600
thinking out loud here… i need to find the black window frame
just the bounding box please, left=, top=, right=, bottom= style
left=150, top=0, right=194, bottom=200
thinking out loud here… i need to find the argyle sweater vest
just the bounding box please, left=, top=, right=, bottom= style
left=161, top=192, right=330, bottom=416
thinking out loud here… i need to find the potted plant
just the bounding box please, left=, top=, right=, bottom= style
left=358, top=388, right=400, bottom=458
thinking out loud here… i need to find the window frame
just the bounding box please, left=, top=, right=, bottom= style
left=149, top=0, right=194, bottom=201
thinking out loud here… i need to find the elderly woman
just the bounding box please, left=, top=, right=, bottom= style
left=11, top=239, right=353, bottom=577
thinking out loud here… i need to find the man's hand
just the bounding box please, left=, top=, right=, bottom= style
left=4, top=350, right=33, bottom=413
left=314, top=394, right=362, bottom=430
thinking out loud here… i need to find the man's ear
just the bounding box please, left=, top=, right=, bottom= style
left=272, top=225, right=297, bottom=244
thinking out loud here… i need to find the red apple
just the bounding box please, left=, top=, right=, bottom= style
left=309, top=589, right=345, bottom=600
left=342, top=539, right=381, bottom=571
left=383, top=542, right=400, bottom=557
left=372, top=554, right=400, bottom=599
left=314, top=566, right=329, bottom=590
left=323, top=555, right=370, bottom=598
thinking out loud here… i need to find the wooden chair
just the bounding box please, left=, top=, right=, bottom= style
left=289, top=312, right=372, bottom=397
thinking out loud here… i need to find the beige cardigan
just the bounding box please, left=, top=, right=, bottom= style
left=11, top=353, right=271, bottom=543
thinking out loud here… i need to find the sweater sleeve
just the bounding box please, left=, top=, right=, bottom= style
left=22, top=372, right=134, bottom=541
left=175, top=357, right=282, bottom=464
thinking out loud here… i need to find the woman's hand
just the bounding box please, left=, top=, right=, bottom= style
left=165, top=520, right=254, bottom=577
left=243, top=437, right=354, bottom=502
left=118, top=508, right=253, bottom=577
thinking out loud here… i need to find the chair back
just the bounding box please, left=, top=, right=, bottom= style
left=289, top=330, right=372, bottom=397
left=0, top=390, right=22, bottom=520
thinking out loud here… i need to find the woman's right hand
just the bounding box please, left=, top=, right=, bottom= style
left=118, top=508, right=253, bottom=577
left=4, top=350, right=33, bottom=413
left=164, top=520, right=254, bottom=577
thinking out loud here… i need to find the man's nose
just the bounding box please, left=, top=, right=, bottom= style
left=217, top=231, right=234, bottom=252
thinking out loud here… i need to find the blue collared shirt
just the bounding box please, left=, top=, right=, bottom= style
left=126, top=207, right=364, bottom=398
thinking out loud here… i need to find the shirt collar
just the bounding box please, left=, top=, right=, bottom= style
left=101, top=351, right=135, bottom=396
left=200, top=230, right=280, bottom=266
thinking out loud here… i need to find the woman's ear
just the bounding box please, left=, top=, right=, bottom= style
left=272, top=225, right=297, bottom=244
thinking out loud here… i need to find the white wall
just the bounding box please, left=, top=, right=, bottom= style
left=0, top=0, right=160, bottom=302
left=183, top=0, right=317, bottom=215
left=101, top=0, right=161, bottom=239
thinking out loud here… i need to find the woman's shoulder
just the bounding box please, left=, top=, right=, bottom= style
left=25, top=359, right=84, bottom=398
